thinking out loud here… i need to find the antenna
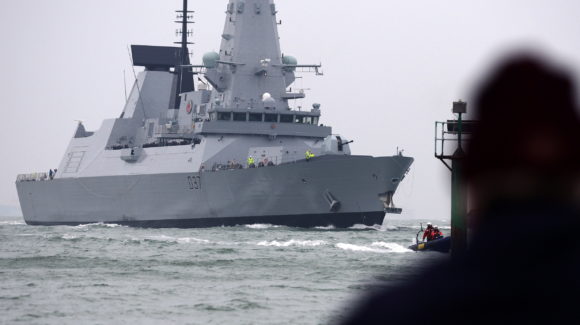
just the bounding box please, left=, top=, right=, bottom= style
left=174, top=0, right=195, bottom=108
left=175, top=0, right=194, bottom=66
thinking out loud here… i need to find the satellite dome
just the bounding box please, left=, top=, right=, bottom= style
left=282, top=55, right=298, bottom=72
left=262, top=93, right=276, bottom=107
left=282, top=55, right=298, bottom=65
left=262, top=92, right=274, bottom=101
left=202, top=52, right=220, bottom=69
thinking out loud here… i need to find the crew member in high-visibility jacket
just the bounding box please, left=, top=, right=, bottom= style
left=305, top=150, right=315, bottom=161
left=432, top=226, right=444, bottom=240
left=247, top=156, right=255, bottom=168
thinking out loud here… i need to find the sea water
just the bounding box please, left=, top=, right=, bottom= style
left=0, top=216, right=448, bottom=324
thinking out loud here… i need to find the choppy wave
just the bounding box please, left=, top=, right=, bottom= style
left=44, top=233, right=82, bottom=241
left=144, top=235, right=210, bottom=244
left=73, top=223, right=125, bottom=229
left=335, top=243, right=390, bottom=253
left=371, top=241, right=412, bottom=253
left=314, top=225, right=336, bottom=230
left=244, top=224, right=281, bottom=229
left=349, top=224, right=402, bottom=231
left=1, top=215, right=447, bottom=325
left=62, top=234, right=79, bottom=240
left=0, top=220, right=25, bottom=225
left=257, top=239, right=326, bottom=247
left=336, top=242, right=411, bottom=253
left=348, top=224, right=384, bottom=231
left=46, top=233, right=112, bottom=242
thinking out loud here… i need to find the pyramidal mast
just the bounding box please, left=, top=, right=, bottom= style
left=201, top=0, right=322, bottom=111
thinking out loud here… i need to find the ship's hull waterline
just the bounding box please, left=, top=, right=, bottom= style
left=17, top=155, right=412, bottom=228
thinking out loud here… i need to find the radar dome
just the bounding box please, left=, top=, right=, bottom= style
left=203, top=52, right=220, bottom=69
left=282, top=55, right=298, bottom=71
left=262, top=93, right=276, bottom=107
left=262, top=92, right=274, bottom=102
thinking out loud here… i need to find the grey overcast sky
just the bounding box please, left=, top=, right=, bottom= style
left=1, top=0, right=579, bottom=219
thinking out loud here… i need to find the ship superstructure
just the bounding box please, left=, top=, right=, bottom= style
left=16, top=0, right=413, bottom=228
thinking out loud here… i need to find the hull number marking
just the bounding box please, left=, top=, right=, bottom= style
left=188, top=176, right=201, bottom=190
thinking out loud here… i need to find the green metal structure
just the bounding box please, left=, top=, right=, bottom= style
left=435, top=101, right=474, bottom=257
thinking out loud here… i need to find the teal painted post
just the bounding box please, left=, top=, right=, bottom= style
left=451, top=112, right=467, bottom=257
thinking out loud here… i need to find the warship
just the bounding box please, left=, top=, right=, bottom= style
left=16, top=0, right=413, bottom=228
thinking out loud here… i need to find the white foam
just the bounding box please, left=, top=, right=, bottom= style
left=145, top=235, right=174, bottom=242
left=0, top=220, right=25, bottom=225
left=314, top=225, right=336, bottom=230
left=244, top=224, right=280, bottom=229
left=335, top=243, right=390, bottom=253
left=101, top=223, right=123, bottom=228
left=371, top=241, right=412, bottom=253
left=62, top=234, right=79, bottom=240
left=145, top=235, right=210, bottom=244
left=72, top=223, right=124, bottom=229
left=348, top=224, right=383, bottom=231
left=176, top=237, right=211, bottom=244
left=257, top=239, right=326, bottom=247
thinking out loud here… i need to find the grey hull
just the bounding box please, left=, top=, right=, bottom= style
left=17, top=155, right=412, bottom=228
left=25, top=212, right=386, bottom=228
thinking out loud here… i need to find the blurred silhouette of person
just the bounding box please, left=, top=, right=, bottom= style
left=340, top=54, right=580, bottom=325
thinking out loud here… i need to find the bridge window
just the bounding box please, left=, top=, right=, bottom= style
left=249, top=113, right=263, bottom=122
left=295, top=116, right=304, bottom=124
left=280, top=114, right=293, bottom=123
left=218, top=112, right=232, bottom=121
left=233, top=112, right=247, bottom=121
left=264, top=114, right=278, bottom=122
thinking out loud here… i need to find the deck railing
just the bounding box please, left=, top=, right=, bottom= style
left=16, top=172, right=49, bottom=182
